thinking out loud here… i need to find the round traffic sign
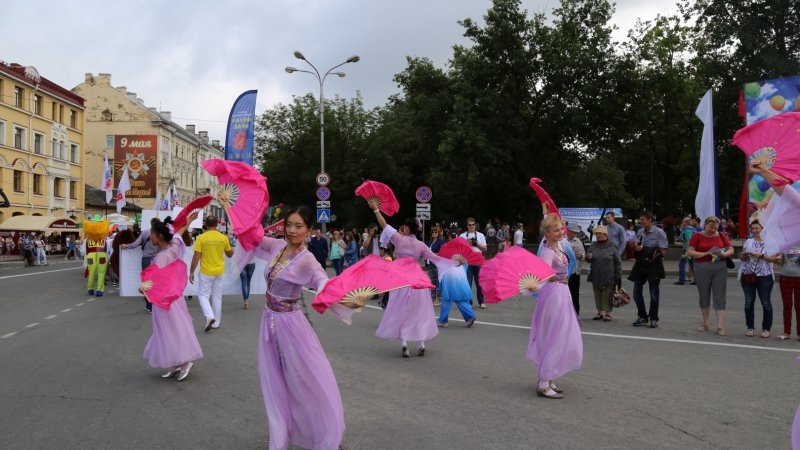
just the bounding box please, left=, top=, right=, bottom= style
left=316, top=186, right=331, bottom=201
left=415, top=186, right=432, bottom=203
left=316, top=172, right=331, bottom=187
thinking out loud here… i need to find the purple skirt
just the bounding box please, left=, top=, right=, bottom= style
left=375, top=286, right=439, bottom=342
left=526, top=283, right=583, bottom=381
left=258, top=306, right=344, bottom=450
left=143, top=298, right=203, bottom=369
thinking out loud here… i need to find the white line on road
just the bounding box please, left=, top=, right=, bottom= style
left=75, top=303, right=84, bottom=307
left=61, top=308, right=72, bottom=313
left=24, top=323, right=38, bottom=328
left=44, top=315, right=57, bottom=320
left=0, top=267, right=81, bottom=280
left=1, top=332, right=17, bottom=339
left=362, top=305, right=800, bottom=354
left=87, top=298, right=94, bottom=302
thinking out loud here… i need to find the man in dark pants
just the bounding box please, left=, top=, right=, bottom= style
left=459, top=217, right=487, bottom=308
left=629, top=211, right=668, bottom=328
left=308, top=228, right=328, bottom=270
left=121, top=218, right=161, bottom=313
left=566, top=223, right=585, bottom=315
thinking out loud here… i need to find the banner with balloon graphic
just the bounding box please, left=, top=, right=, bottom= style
left=742, top=76, right=800, bottom=228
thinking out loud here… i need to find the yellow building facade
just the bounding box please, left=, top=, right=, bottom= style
left=0, top=62, right=85, bottom=225
left=72, top=73, right=224, bottom=220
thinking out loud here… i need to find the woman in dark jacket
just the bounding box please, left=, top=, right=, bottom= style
left=586, top=225, right=622, bottom=321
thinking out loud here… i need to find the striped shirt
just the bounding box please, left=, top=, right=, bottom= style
left=741, top=238, right=773, bottom=276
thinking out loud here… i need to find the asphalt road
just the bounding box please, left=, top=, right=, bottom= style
left=1, top=258, right=798, bottom=449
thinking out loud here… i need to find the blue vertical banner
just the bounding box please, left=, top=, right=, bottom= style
left=225, top=89, right=258, bottom=165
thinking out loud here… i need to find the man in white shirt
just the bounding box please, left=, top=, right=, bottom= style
left=460, top=217, right=488, bottom=309
left=513, top=224, right=524, bottom=247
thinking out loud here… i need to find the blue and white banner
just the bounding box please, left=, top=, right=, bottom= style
left=224, top=90, right=258, bottom=165
left=559, top=207, right=623, bottom=235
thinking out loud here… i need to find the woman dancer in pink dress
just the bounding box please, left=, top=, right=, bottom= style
left=142, top=213, right=203, bottom=381
left=528, top=213, right=583, bottom=399
left=247, top=205, right=344, bottom=450
left=368, top=199, right=455, bottom=357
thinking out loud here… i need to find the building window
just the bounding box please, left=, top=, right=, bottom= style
left=0, top=121, right=5, bottom=145
left=59, top=105, right=64, bottom=123
left=101, top=109, right=112, bottom=121
left=70, top=181, right=78, bottom=199
left=58, top=141, right=65, bottom=159
left=106, top=135, right=113, bottom=148
left=34, top=133, right=44, bottom=154
left=70, top=143, right=79, bottom=163
left=70, top=110, right=77, bottom=128
left=13, top=126, right=25, bottom=150
left=34, top=95, right=42, bottom=115
left=33, top=174, right=42, bottom=195
left=14, top=86, right=23, bottom=108
left=52, top=139, right=57, bottom=157
left=13, top=170, right=23, bottom=192
left=51, top=102, right=57, bottom=120
left=54, top=178, right=63, bottom=197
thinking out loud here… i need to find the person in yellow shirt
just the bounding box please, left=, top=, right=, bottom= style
left=190, top=216, right=233, bottom=332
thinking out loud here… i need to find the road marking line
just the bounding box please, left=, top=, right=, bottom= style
left=87, top=298, right=95, bottom=302
left=75, top=303, right=84, bottom=307
left=61, top=308, right=72, bottom=313
left=1, top=332, right=17, bottom=339
left=45, top=315, right=57, bottom=320
left=0, top=267, right=81, bottom=280
left=24, top=323, right=39, bottom=328
left=361, top=305, right=800, bottom=354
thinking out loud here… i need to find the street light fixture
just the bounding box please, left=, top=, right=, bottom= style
left=285, top=51, right=360, bottom=230
left=285, top=50, right=360, bottom=175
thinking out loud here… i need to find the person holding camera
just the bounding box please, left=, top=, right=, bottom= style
left=739, top=220, right=779, bottom=338
left=686, top=216, right=734, bottom=335
left=460, top=218, right=488, bottom=308
left=628, top=211, right=668, bottom=328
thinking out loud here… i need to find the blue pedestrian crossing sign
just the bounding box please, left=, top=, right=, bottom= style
left=316, top=209, right=331, bottom=223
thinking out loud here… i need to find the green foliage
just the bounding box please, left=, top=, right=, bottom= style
left=254, top=0, right=800, bottom=230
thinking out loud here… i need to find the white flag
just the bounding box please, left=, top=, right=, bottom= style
left=116, top=166, right=131, bottom=214
left=153, top=190, right=162, bottom=212
left=695, top=89, right=717, bottom=221
left=170, top=183, right=181, bottom=207
left=102, top=155, right=113, bottom=204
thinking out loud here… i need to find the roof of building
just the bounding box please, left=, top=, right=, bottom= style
left=0, top=62, right=85, bottom=108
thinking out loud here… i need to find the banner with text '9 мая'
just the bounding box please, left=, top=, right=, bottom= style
left=225, top=90, right=258, bottom=165
left=114, top=135, right=157, bottom=198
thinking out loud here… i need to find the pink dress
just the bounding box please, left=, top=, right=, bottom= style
left=255, top=237, right=344, bottom=450
left=143, top=235, right=203, bottom=369
left=526, top=245, right=583, bottom=381
left=376, top=226, right=454, bottom=342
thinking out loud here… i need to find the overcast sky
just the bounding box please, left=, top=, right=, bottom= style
left=3, top=0, right=678, bottom=142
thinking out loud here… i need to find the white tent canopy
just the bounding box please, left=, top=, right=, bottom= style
left=0, top=215, right=78, bottom=232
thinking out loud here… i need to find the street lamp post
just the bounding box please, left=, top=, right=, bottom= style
left=286, top=51, right=359, bottom=231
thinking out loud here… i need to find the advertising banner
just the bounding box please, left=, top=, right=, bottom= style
left=114, top=135, right=158, bottom=198
left=225, top=90, right=258, bottom=165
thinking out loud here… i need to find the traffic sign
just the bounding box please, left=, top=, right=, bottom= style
left=416, top=203, right=431, bottom=212
left=415, top=186, right=432, bottom=203
left=316, top=172, right=331, bottom=186
left=316, top=209, right=331, bottom=223
left=316, top=186, right=331, bottom=201
left=416, top=211, right=431, bottom=220
left=316, top=201, right=330, bottom=208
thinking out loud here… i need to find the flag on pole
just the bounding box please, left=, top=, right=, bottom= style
left=102, top=155, right=113, bottom=204
left=153, top=189, right=162, bottom=212
left=170, top=183, right=181, bottom=208
left=116, top=166, right=131, bottom=214
left=695, top=89, right=719, bottom=220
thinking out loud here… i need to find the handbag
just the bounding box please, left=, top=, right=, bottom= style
left=611, top=287, right=630, bottom=308
left=741, top=273, right=757, bottom=285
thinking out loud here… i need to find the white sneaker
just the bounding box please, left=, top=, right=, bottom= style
left=161, top=367, right=180, bottom=378
left=177, top=362, right=194, bottom=381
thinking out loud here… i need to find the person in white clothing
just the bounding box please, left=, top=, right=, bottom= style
left=514, top=224, right=524, bottom=247
left=190, top=216, right=234, bottom=332
left=35, top=234, right=48, bottom=266
left=459, top=217, right=488, bottom=308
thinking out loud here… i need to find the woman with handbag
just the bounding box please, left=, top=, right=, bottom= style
left=686, top=216, right=735, bottom=336
left=739, top=220, right=780, bottom=338
left=585, top=225, right=621, bottom=322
